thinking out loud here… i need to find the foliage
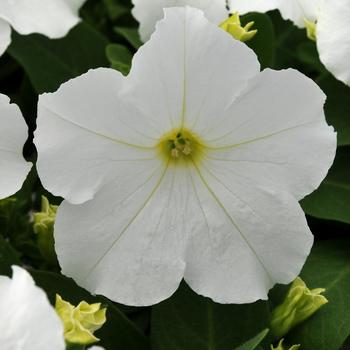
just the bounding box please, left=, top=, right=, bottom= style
left=0, top=1, right=349, bottom=350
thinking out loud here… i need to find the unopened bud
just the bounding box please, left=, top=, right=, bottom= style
left=33, top=196, right=58, bottom=264
left=270, top=277, right=328, bottom=338
left=219, top=12, right=257, bottom=42
left=55, top=294, right=107, bottom=345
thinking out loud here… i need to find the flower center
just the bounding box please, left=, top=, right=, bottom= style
left=158, top=128, right=204, bottom=164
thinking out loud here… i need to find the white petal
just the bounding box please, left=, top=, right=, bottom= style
left=277, top=0, right=323, bottom=27
left=62, top=0, right=87, bottom=12
left=0, top=266, right=65, bottom=350
left=0, top=94, right=32, bottom=199
left=184, top=163, right=313, bottom=303
left=228, top=0, right=279, bottom=15
left=89, top=347, right=105, bottom=350
left=0, top=0, right=85, bottom=38
left=317, top=0, right=350, bottom=86
left=55, top=163, right=195, bottom=306
left=35, top=68, right=159, bottom=204
left=202, top=68, right=336, bottom=200
left=131, top=0, right=228, bottom=42
left=127, top=6, right=259, bottom=135
left=229, top=0, right=320, bottom=25
left=0, top=18, right=11, bottom=56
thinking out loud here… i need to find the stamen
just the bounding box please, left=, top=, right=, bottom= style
left=158, top=128, right=204, bottom=164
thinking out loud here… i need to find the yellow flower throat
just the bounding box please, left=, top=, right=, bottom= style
left=158, top=128, right=204, bottom=164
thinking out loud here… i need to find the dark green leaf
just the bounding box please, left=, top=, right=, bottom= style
left=241, top=13, right=276, bottom=69
left=285, top=240, right=350, bottom=350
left=114, top=27, right=142, bottom=49
left=302, top=147, right=350, bottom=223
left=102, top=0, right=129, bottom=21
left=30, top=270, right=150, bottom=350
left=106, top=43, right=132, bottom=75
left=0, top=235, right=21, bottom=276
left=296, top=42, right=324, bottom=73
left=8, top=22, right=109, bottom=93
left=235, top=329, right=269, bottom=350
left=151, top=282, right=270, bottom=350
left=318, top=75, right=350, bottom=146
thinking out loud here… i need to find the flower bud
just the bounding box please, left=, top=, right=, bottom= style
left=271, top=277, right=328, bottom=338
left=271, top=339, right=300, bottom=350
left=219, top=12, right=257, bottom=42
left=55, top=294, right=107, bottom=345
left=304, top=18, right=317, bottom=41
left=33, top=196, right=58, bottom=264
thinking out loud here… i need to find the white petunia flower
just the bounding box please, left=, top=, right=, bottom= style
left=230, top=0, right=350, bottom=86
left=228, top=0, right=279, bottom=15
left=131, top=0, right=228, bottom=42
left=35, top=7, right=336, bottom=306
left=0, top=0, right=87, bottom=56
left=0, top=94, right=32, bottom=199
left=0, top=266, right=65, bottom=350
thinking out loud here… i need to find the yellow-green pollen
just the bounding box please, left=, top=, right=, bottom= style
left=158, top=129, right=204, bottom=163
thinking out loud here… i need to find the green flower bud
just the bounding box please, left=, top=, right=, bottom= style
left=271, top=339, right=300, bottom=350
left=33, top=196, right=58, bottom=264
left=55, top=294, right=107, bottom=345
left=271, top=277, right=328, bottom=339
left=304, top=18, right=317, bottom=41
left=219, top=13, right=257, bottom=42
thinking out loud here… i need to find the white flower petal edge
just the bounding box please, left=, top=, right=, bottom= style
left=0, top=266, right=65, bottom=350
left=317, top=0, right=350, bottom=86
left=277, top=0, right=322, bottom=28
left=0, top=94, right=32, bottom=200
left=131, top=0, right=228, bottom=42
left=35, top=7, right=336, bottom=306
left=89, top=347, right=105, bottom=350
left=228, top=0, right=279, bottom=15
left=200, top=68, right=336, bottom=201
left=0, top=0, right=86, bottom=39
left=0, top=19, right=11, bottom=56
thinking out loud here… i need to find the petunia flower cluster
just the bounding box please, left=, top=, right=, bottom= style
left=0, top=0, right=340, bottom=347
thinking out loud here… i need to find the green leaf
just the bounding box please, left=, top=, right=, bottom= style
left=0, top=235, right=21, bottom=276
left=235, top=329, right=269, bottom=350
left=301, top=147, right=350, bottom=223
left=318, top=75, right=350, bottom=146
left=102, top=0, right=129, bottom=21
left=30, top=270, right=150, bottom=350
left=66, top=344, right=85, bottom=350
left=8, top=22, right=109, bottom=93
left=114, top=27, right=142, bottom=49
left=151, top=282, right=270, bottom=350
left=106, top=43, right=132, bottom=75
left=296, top=42, right=324, bottom=73
left=285, top=240, right=350, bottom=350
left=241, top=12, right=276, bottom=69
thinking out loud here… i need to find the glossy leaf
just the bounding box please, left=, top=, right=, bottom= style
left=8, top=23, right=109, bottom=93
left=235, top=329, right=269, bottom=350
left=106, top=43, right=132, bottom=75
left=302, top=147, right=350, bottom=223
left=114, top=27, right=142, bottom=49
left=151, top=282, right=270, bottom=350
left=318, top=75, right=350, bottom=146
left=241, top=12, right=276, bottom=69
left=285, top=240, right=350, bottom=350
